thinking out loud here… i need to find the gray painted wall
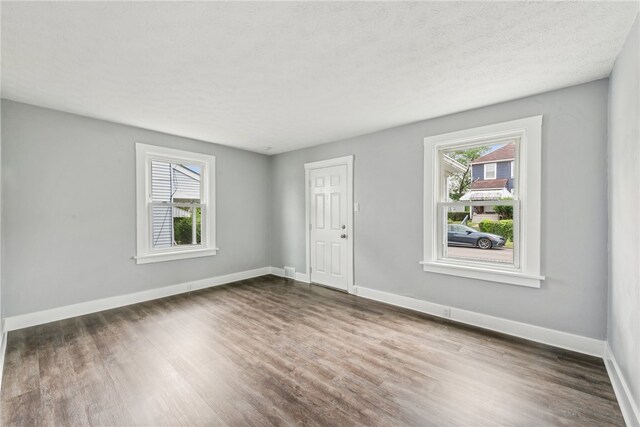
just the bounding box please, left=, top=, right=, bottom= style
left=608, top=15, right=640, bottom=415
left=271, top=79, right=609, bottom=339
left=1, top=100, right=271, bottom=316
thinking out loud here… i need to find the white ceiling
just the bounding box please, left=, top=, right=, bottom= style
left=1, top=2, right=638, bottom=154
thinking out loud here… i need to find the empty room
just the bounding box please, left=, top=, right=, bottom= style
left=0, top=1, right=639, bottom=426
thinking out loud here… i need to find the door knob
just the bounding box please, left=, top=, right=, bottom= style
left=341, top=225, right=346, bottom=229
left=340, top=234, right=347, bottom=239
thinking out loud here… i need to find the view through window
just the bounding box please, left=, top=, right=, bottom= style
left=151, top=161, right=203, bottom=249
left=440, top=140, right=518, bottom=266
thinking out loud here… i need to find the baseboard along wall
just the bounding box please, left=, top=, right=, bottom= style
left=3, top=267, right=271, bottom=332
left=269, top=267, right=310, bottom=283
left=352, top=285, right=605, bottom=357
left=604, top=343, right=640, bottom=427
left=0, top=329, right=7, bottom=393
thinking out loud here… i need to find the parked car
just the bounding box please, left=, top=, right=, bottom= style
left=447, top=224, right=506, bottom=249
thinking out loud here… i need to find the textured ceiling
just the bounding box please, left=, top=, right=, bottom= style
left=1, top=2, right=638, bottom=154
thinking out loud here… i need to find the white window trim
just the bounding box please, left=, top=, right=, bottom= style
left=135, top=143, right=217, bottom=264
left=483, top=162, right=497, bottom=180
left=421, top=116, right=544, bottom=288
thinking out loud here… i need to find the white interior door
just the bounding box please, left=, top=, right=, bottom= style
left=309, top=164, right=349, bottom=291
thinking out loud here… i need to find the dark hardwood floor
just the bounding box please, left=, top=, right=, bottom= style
left=1, top=275, right=624, bottom=426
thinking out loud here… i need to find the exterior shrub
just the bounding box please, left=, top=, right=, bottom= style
left=448, top=212, right=469, bottom=222
left=173, top=208, right=201, bottom=244
left=478, top=219, right=513, bottom=241
left=493, top=204, right=513, bottom=219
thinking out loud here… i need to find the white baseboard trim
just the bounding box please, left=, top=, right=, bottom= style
left=3, top=267, right=271, bottom=332
left=605, top=342, right=640, bottom=427
left=295, top=272, right=311, bottom=283
left=0, top=328, right=7, bottom=392
left=269, top=266, right=285, bottom=276
left=268, top=266, right=311, bottom=283
left=353, top=285, right=605, bottom=358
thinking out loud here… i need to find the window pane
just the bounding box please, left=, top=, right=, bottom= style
left=445, top=204, right=514, bottom=265
left=441, top=141, right=516, bottom=202
left=152, top=205, right=173, bottom=248
left=152, top=205, right=202, bottom=248
left=484, top=163, right=496, bottom=179
left=151, top=161, right=202, bottom=203
left=172, top=163, right=202, bottom=203
left=151, top=161, right=172, bottom=202
left=173, top=206, right=202, bottom=246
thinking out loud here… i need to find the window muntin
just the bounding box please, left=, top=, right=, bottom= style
left=135, top=144, right=216, bottom=264
left=422, top=116, right=543, bottom=288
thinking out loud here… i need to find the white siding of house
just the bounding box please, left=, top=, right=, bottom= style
left=172, top=165, right=200, bottom=201
left=151, top=161, right=173, bottom=248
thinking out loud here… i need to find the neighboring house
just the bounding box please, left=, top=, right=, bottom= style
left=461, top=143, right=515, bottom=201
left=151, top=162, right=201, bottom=248
left=460, top=143, right=515, bottom=221
left=443, top=154, right=467, bottom=202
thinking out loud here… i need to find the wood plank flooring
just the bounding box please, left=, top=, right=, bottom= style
left=1, top=275, right=624, bottom=426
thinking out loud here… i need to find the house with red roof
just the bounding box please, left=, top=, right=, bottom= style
left=460, top=143, right=515, bottom=202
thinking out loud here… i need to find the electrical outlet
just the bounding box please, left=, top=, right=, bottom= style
left=443, top=307, right=451, bottom=318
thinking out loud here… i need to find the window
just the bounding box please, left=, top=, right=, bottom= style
left=484, top=162, right=497, bottom=179
left=135, top=143, right=217, bottom=264
left=422, top=116, right=543, bottom=288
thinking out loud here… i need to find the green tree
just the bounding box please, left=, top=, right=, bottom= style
left=447, top=147, right=488, bottom=201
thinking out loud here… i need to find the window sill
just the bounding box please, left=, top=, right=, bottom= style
left=420, top=261, right=543, bottom=288
left=135, top=248, right=218, bottom=264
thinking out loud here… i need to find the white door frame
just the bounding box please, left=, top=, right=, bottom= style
left=304, top=155, right=354, bottom=294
